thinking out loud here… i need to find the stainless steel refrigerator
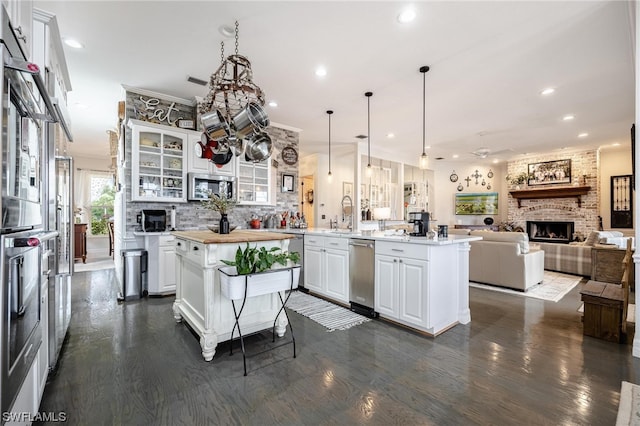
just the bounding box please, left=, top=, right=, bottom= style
left=48, top=156, right=73, bottom=370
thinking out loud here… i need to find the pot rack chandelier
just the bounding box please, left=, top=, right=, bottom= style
left=196, top=21, right=272, bottom=165
left=419, top=66, right=430, bottom=170
left=327, top=110, right=333, bottom=182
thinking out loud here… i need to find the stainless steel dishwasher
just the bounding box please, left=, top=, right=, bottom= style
left=349, top=238, right=377, bottom=317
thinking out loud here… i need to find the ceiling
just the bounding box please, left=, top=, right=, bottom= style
left=32, top=1, right=636, bottom=166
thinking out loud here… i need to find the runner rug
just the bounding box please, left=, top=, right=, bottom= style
left=286, top=291, right=371, bottom=332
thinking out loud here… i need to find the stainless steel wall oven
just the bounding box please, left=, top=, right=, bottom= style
left=0, top=5, right=58, bottom=414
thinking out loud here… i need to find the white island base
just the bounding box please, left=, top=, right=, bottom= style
left=171, top=231, right=293, bottom=361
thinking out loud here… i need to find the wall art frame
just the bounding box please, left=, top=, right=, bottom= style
left=527, top=159, right=571, bottom=186
left=454, top=192, right=498, bottom=215
left=282, top=173, right=295, bottom=192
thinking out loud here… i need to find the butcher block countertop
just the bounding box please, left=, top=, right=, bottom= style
left=171, top=229, right=293, bottom=244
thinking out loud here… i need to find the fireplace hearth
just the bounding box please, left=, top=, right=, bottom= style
left=526, top=221, right=574, bottom=244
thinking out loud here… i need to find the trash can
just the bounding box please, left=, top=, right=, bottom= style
left=121, top=249, right=148, bottom=301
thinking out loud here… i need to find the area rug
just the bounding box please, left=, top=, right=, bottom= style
left=616, top=381, right=640, bottom=425
left=286, top=291, right=371, bottom=332
left=578, top=303, right=635, bottom=323
left=469, top=270, right=582, bottom=302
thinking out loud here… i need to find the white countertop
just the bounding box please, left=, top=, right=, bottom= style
left=250, top=227, right=481, bottom=245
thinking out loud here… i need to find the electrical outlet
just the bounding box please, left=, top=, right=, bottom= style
left=321, top=214, right=326, bottom=219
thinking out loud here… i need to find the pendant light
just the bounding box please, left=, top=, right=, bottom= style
left=419, top=66, right=430, bottom=169
left=365, top=91, right=373, bottom=177
left=327, top=110, right=333, bottom=183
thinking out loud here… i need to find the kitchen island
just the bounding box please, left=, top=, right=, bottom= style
left=171, top=230, right=294, bottom=361
left=278, top=228, right=481, bottom=336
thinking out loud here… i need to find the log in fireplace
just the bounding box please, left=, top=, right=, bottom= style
left=526, top=221, right=574, bottom=244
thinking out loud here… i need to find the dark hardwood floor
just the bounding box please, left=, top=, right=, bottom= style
left=36, top=269, right=640, bottom=425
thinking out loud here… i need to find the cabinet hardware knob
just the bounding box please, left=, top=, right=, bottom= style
left=193, top=246, right=199, bottom=251
left=393, top=259, right=397, bottom=263
left=177, top=242, right=181, bottom=246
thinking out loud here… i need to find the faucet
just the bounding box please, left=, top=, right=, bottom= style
left=341, top=195, right=353, bottom=231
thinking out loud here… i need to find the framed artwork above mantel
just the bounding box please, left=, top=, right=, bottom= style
left=527, top=159, right=571, bottom=186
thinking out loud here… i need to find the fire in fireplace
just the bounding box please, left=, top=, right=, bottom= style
left=526, top=221, right=575, bottom=244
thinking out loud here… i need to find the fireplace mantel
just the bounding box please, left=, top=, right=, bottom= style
left=509, top=186, right=591, bottom=208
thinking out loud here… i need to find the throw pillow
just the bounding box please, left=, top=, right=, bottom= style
left=584, top=231, right=600, bottom=246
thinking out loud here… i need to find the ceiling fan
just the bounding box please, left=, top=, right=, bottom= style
left=470, top=147, right=513, bottom=159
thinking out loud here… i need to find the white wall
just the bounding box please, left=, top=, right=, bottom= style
left=431, top=160, right=507, bottom=227
left=600, top=147, right=633, bottom=232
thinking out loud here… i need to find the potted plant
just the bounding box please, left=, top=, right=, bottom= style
left=218, top=243, right=301, bottom=300
left=505, top=172, right=529, bottom=189
left=201, top=191, right=236, bottom=234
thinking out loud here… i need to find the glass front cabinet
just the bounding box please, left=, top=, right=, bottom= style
left=129, top=119, right=187, bottom=202
left=237, top=156, right=271, bottom=205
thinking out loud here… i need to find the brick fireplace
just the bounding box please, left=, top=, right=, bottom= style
left=507, top=150, right=600, bottom=238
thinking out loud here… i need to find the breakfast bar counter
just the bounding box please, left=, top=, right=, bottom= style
left=171, top=230, right=294, bottom=361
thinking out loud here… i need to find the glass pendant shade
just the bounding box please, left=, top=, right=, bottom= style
left=419, top=152, right=429, bottom=170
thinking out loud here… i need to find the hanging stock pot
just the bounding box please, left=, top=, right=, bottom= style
left=245, top=131, right=273, bottom=162
left=201, top=109, right=230, bottom=141
left=232, top=102, right=269, bottom=138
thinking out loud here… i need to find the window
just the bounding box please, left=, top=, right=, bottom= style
left=88, top=174, right=115, bottom=236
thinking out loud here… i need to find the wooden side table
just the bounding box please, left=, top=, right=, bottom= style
left=591, top=246, right=635, bottom=290
left=74, top=223, right=87, bottom=263
left=580, top=280, right=625, bottom=343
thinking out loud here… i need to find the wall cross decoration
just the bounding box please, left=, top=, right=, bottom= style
left=465, top=176, right=472, bottom=187
left=472, top=170, right=482, bottom=184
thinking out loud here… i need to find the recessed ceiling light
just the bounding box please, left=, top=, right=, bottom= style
left=612, top=142, right=621, bottom=146
left=219, top=25, right=234, bottom=37
left=540, top=87, right=555, bottom=96
left=268, top=101, right=278, bottom=107
left=386, top=133, right=395, bottom=138
left=425, top=145, right=431, bottom=149
left=578, top=133, right=589, bottom=138
left=452, top=154, right=459, bottom=159
left=492, top=159, right=499, bottom=164
left=397, top=8, right=416, bottom=23
left=315, top=67, right=327, bottom=77
left=562, top=114, right=575, bottom=121
left=64, top=38, right=84, bottom=49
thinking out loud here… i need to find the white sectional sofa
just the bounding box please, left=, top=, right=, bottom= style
left=467, top=231, right=545, bottom=291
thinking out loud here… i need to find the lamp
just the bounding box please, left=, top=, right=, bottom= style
left=327, top=110, right=333, bottom=182
left=365, top=91, right=373, bottom=177
left=419, top=66, right=430, bottom=169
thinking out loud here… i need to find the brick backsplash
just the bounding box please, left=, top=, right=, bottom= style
left=506, top=149, right=599, bottom=237
left=123, top=91, right=300, bottom=232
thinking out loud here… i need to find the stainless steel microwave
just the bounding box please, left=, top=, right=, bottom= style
left=187, top=173, right=234, bottom=201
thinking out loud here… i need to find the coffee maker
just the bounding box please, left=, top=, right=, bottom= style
left=409, top=212, right=430, bottom=237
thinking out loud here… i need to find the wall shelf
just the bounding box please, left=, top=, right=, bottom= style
left=509, top=186, right=591, bottom=208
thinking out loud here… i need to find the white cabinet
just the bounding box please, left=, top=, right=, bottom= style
left=3, top=0, right=32, bottom=59
left=186, top=131, right=235, bottom=176
left=143, top=234, right=177, bottom=295
left=237, top=155, right=271, bottom=205
left=129, top=119, right=187, bottom=202
left=375, top=241, right=429, bottom=329
left=303, top=235, right=349, bottom=303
